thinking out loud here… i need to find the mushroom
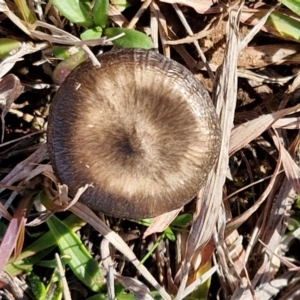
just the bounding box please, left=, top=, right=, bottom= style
left=47, top=48, right=221, bottom=219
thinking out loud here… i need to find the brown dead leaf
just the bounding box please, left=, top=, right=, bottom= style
left=143, top=208, right=181, bottom=238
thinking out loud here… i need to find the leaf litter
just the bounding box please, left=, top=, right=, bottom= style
left=0, top=0, right=300, bottom=299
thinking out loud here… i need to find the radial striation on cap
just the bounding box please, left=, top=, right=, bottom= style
left=47, top=48, right=221, bottom=219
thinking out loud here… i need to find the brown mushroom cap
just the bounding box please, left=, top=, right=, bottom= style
left=47, top=48, right=221, bottom=219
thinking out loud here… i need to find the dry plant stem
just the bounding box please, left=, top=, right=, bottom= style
left=0, top=0, right=32, bottom=36
left=127, top=0, right=152, bottom=29
left=240, top=151, right=255, bottom=202
left=172, top=3, right=214, bottom=80
left=230, top=103, right=300, bottom=156
left=173, top=44, right=198, bottom=70
left=165, top=16, right=220, bottom=45
left=115, top=274, right=154, bottom=299
left=0, top=272, right=24, bottom=299
left=227, top=139, right=282, bottom=232
left=258, top=239, right=299, bottom=271
left=101, top=239, right=115, bottom=299
left=150, top=1, right=170, bottom=57
left=237, top=69, right=298, bottom=85
left=251, top=135, right=297, bottom=285
left=55, top=253, right=71, bottom=300
left=0, top=131, right=44, bottom=148
left=214, top=206, right=244, bottom=295
left=237, top=4, right=278, bottom=52
left=31, top=21, right=100, bottom=67
left=150, top=3, right=159, bottom=50
left=70, top=202, right=171, bottom=300
left=225, top=171, right=283, bottom=201
left=108, top=5, right=129, bottom=27
left=0, top=144, right=48, bottom=194
left=175, top=4, right=241, bottom=299
left=181, top=265, right=218, bottom=298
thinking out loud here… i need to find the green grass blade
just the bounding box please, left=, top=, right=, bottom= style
left=5, top=214, right=85, bottom=276
left=279, top=0, right=300, bottom=17
left=268, top=11, right=300, bottom=41
left=46, top=215, right=105, bottom=292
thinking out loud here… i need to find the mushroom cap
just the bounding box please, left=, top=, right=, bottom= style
left=47, top=48, right=221, bottom=219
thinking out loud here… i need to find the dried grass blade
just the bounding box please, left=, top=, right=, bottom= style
left=0, top=143, right=48, bottom=193
left=274, top=134, right=300, bottom=193
left=0, top=0, right=32, bottom=36
left=143, top=208, right=181, bottom=238
left=226, top=135, right=282, bottom=231
left=238, top=3, right=279, bottom=51
left=115, top=274, right=155, bottom=300
left=175, top=3, right=242, bottom=298
left=230, top=103, right=300, bottom=156
left=70, top=202, right=171, bottom=300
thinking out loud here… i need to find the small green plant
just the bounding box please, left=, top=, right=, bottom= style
left=51, top=0, right=153, bottom=84
left=51, top=0, right=153, bottom=49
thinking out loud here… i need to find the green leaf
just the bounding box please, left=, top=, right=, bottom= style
left=278, top=0, right=300, bottom=17
left=0, top=38, right=22, bottom=60
left=51, top=0, right=93, bottom=27
left=104, top=27, right=153, bottom=49
left=5, top=246, right=56, bottom=276
left=171, top=213, right=192, bottom=227
left=5, top=213, right=85, bottom=276
left=93, top=0, right=109, bottom=28
left=46, top=215, right=105, bottom=292
left=267, top=11, right=300, bottom=42
left=80, top=27, right=103, bottom=40
left=163, top=227, right=175, bottom=242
